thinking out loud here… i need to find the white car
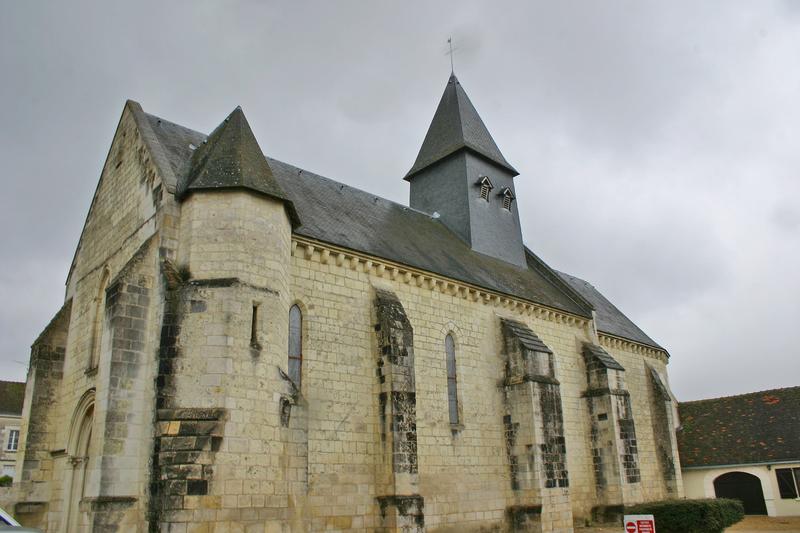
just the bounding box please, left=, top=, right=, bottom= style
left=0, top=507, right=41, bottom=532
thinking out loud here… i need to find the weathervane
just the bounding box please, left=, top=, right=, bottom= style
left=446, top=37, right=458, bottom=74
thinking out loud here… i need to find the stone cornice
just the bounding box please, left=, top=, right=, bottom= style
left=599, top=332, right=668, bottom=362
left=291, top=236, right=671, bottom=362
left=291, top=236, right=589, bottom=328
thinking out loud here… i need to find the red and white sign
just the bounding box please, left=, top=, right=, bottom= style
left=623, top=514, right=656, bottom=533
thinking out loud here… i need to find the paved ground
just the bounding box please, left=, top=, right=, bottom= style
left=576, top=515, right=800, bottom=532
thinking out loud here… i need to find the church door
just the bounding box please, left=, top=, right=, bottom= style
left=713, top=471, right=767, bottom=515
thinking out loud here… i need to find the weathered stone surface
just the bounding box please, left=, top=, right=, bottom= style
left=12, top=99, right=680, bottom=533
left=502, top=318, right=573, bottom=532
left=583, top=344, right=643, bottom=511
left=648, top=366, right=680, bottom=496
left=374, top=289, right=425, bottom=530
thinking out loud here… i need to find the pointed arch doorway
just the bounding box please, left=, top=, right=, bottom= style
left=64, top=390, right=95, bottom=532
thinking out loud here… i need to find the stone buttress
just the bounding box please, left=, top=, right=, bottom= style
left=647, top=366, right=682, bottom=497
left=14, top=302, right=71, bottom=526
left=500, top=319, right=573, bottom=533
left=582, top=343, right=642, bottom=522
left=374, top=289, right=425, bottom=532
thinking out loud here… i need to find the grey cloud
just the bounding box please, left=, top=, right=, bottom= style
left=1, top=0, right=797, bottom=402
left=771, top=203, right=800, bottom=232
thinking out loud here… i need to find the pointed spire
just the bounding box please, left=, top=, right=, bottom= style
left=404, top=74, right=518, bottom=180
left=178, top=106, right=299, bottom=226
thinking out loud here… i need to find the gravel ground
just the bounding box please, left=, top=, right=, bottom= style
left=726, top=515, right=800, bottom=531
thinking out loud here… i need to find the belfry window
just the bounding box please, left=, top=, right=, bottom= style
left=477, top=176, right=494, bottom=201
left=288, top=305, right=303, bottom=387
left=500, top=187, right=515, bottom=211
left=445, top=334, right=459, bottom=425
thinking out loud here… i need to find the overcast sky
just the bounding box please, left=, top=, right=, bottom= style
left=1, top=1, right=798, bottom=401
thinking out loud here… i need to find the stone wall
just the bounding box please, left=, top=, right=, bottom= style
left=287, top=239, right=675, bottom=531
left=13, top=102, right=169, bottom=531
left=14, top=99, right=679, bottom=531
left=147, top=190, right=298, bottom=531
left=14, top=301, right=70, bottom=528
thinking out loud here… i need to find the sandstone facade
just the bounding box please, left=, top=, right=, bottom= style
left=14, top=75, right=682, bottom=532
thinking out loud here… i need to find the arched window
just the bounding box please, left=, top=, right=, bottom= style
left=288, top=305, right=303, bottom=387
left=445, top=334, right=459, bottom=425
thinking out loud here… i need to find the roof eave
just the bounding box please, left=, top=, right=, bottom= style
left=682, top=458, right=800, bottom=470
left=403, top=145, right=519, bottom=181
left=179, top=185, right=301, bottom=229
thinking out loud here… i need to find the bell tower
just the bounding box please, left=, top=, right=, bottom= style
left=405, top=74, right=527, bottom=267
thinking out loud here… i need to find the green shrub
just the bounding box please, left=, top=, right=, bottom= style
left=625, top=498, right=744, bottom=533
left=0, top=475, right=12, bottom=487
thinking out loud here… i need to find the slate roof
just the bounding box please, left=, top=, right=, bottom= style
left=176, top=107, right=299, bottom=226
left=143, top=110, right=204, bottom=182
left=583, top=343, right=625, bottom=371
left=677, top=387, right=800, bottom=468
left=501, top=319, right=553, bottom=353
left=0, top=381, right=25, bottom=416
left=557, top=271, right=664, bottom=350
left=132, top=103, right=664, bottom=351
left=405, top=74, right=518, bottom=180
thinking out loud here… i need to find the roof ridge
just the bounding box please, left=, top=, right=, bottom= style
left=681, top=385, right=800, bottom=404
left=525, top=249, right=595, bottom=316
left=143, top=111, right=206, bottom=139
left=451, top=74, right=466, bottom=147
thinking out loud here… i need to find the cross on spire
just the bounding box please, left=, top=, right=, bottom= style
left=446, top=37, right=457, bottom=74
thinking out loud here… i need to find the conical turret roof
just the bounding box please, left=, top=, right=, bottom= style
left=178, top=106, right=299, bottom=226
left=405, top=74, right=518, bottom=180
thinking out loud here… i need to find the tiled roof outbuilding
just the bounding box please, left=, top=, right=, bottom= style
left=678, top=386, right=800, bottom=468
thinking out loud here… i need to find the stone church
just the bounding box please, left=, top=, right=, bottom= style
left=13, top=73, right=682, bottom=532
